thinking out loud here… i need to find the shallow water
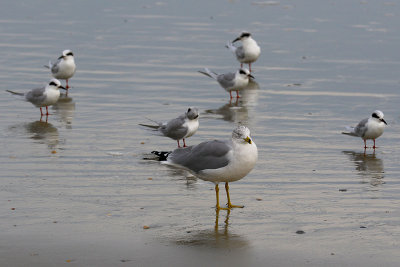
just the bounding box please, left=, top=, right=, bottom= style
left=1, top=0, right=400, bottom=266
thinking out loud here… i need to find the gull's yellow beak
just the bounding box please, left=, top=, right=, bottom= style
left=244, top=136, right=252, bottom=144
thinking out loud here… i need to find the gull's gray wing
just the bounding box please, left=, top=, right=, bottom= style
left=25, top=87, right=46, bottom=106
left=169, top=140, right=232, bottom=172
left=235, top=46, right=245, bottom=61
left=159, top=115, right=188, bottom=140
left=217, top=72, right=236, bottom=89
left=354, top=118, right=369, bottom=138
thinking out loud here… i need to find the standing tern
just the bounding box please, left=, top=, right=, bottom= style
left=342, top=110, right=387, bottom=149
left=226, top=32, right=260, bottom=73
left=6, top=79, right=66, bottom=117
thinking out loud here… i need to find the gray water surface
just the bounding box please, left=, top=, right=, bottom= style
left=1, top=0, right=400, bottom=266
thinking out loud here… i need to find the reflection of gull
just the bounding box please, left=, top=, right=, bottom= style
left=198, top=68, right=254, bottom=99
left=205, top=80, right=259, bottom=123
left=174, top=209, right=250, bottom=250
left=52, top=94, right=75, bottom=127
left=342, top=150, right=385, bottom=186
left=140, top=107, right=199, bottom=148
left=6, top=79, right=66, bottom=117
left=226, top=32, right=261, bottom=72
left=342, top=110, right=387, bottom=149
left=152, top=126, right=258, bottom=210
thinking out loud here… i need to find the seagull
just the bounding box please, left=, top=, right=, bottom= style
left=140, top=107, right=199, bottom=147
left=6, top=79, right=66, bottom=116
left=342, top=110, right=387, bottom=149
left=198, top=68, right=254, bottom=99
left=226, top=32, right=261, bottom=73
left=45, top=50, right=76, bottom=90
left=152, top=125, right=258, bottom=210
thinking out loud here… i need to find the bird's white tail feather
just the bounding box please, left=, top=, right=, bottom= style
left=225, top=42, right=237, bottom=53
left=342, top=126, right=357, bottom=136
left=198, top=68, right=218, bottom=80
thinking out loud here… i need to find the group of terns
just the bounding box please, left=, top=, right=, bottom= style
left=6, top=49, right=76, bottom=116
left=6, top=32, right=388, bottom=211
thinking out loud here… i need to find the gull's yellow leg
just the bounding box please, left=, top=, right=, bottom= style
left=215, top=184, right=229, bottom=210
left=225, top=182, right=244, bottom=209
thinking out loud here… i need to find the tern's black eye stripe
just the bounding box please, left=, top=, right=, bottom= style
left=239, top=70, right=246, bottom=75
left=372, top=113, right=379, bottom=119
left=49, top=82, right=58, bottom=86
left=66, top=52, right=73, bottom=56
left=241, top=32, right=250, bottom=38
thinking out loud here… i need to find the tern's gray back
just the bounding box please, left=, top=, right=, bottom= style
left=235, top=46, right=245, bottom=60
left=354, top=118, right=369, bottom=137
left=25, top=87, right=46, bottom=105
left=159, top=115, right=187, bottom=140
left=169, top=140, right=231, bottom=172
left=217, top=72, right=236, bottom=88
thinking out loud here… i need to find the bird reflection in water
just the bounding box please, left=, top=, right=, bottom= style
left=342, top=150, right=385, bottom=186
left=25, top=120, right=59, bottom=150
left=205, top=79, right=259, bottom=123
left=175, top=209, right=249, bottom=250
left=52, top=94, right=75, bottom=128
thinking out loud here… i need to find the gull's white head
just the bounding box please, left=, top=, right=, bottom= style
left=232, top=125, right=253, bottom=144
left=371, top=110, right=387, bottom=125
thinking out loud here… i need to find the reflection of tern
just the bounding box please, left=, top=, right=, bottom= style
left=45, top=49, right=76, bottom=89
left=52, top=95, right=75, bottom=127
left=198, top=68, right=254, bottom=99
left=205, top=80, right=259, bottom=123
left=342, top=150, right=385, bottom=185
left=6, top=79, right=66, bottom=116
left=152, top=126, right=258, bottom=210
left=8, top=121, right=59, bottom=150
left=140, top=107, right=199, bottom=147
left=226, top=32, right=260, bottom=72
left=342, top=110, right=387, bottom=149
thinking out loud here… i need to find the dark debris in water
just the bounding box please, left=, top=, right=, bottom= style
left=296, top=230, right=305, bottom=234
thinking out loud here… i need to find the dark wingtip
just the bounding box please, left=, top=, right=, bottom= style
left=151, top=151, right=171, bottom=161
